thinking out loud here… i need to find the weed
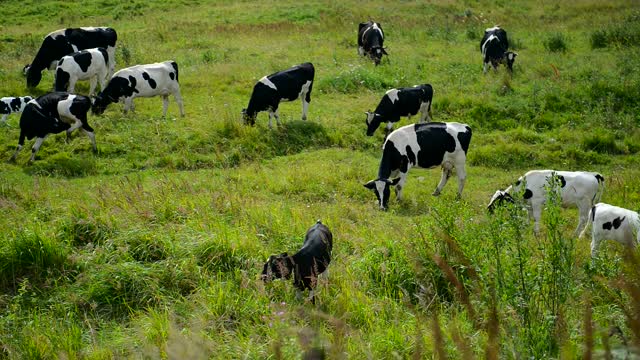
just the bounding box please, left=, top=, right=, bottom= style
left=545, top=33, right=569, bottom=53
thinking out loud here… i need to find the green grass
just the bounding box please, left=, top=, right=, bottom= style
left=0, top=0, right=640, bottom=358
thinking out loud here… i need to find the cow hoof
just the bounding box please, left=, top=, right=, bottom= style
left=432, top=191, right=441, bottom=196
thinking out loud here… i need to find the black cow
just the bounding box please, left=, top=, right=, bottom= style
left=1, top=96, right=33, bottom=123
left=242, top=62, right=314, bottom=128
left=358, top=21, right=387, bottom=65
left=10, top=92, right=96, bottom=162
left=365, top=84, right=433, bottom=137
left=25, top=27, right=117, bottom=88
left=364, top=122, right=472, bottom=210
left=261, top=220, right=333, bottom=303
left=480, top=26, right=517, bottom=73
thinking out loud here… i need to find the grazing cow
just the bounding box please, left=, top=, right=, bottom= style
left=242, top=62, right=314, bottom=128
left=580, top=203, right=640, bottom=257
left=358, top=21, right=387, bottom=65
left=10, top=92, right=96, bottom=162
left=480, top=26, right=517, bottom=73
left=261, top=220, right=333, bottom=303
left=1, top=96, right=33, bottom=123
left=55, top=48, right=110, bottom=96
left=91, top=61, right=184, bottom=117
left=365, top=84, right=433, bottom=137
left=25, top=27, right=117, bottom=88
left=364, top=122, right=472, bottom=210
left=488, top=170, right=605, bottom=235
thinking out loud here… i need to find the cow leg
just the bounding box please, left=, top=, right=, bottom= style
left=267, top=110, right=274, bottom=129
left=81, top=128, right=97, bottom=152
left=384, top=122, right=394, bottom=139
left=274, top=108, right=281, bottom=127
left=29, top=136, right=47, bottom=163
left=301, top=98, right=309, bottom=121
left=433, top=162, right=454, bottom=196
left=575, top=201, right=591, bottom=236
left=395, top=173, right=409, bottom=201
left=531, top=202, right=543, bottom=235
left=66, top=120, right=83, bottom=141
left=10, top=131, right=26, bottom=162
left=358, top=46, right=364, bottom=56
left=1, top=114, right=7, bottom=123
left=455, top=164, right=467, bottom=199
left=419, top=101, right=432, bottom=122
left=89, top=76, right=97, bottom=96
left=68, top=78, right=77, bottom=94
left=162, top=95, right=169, bottom=117
left=590, top=233, right=601, bottom=258
left=483, top=61, right=489, bottom=74
left=123, top=98, right=134, bottom=113
left=173, top=88, right=185, bottom=117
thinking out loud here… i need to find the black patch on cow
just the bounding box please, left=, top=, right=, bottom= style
left=74, top=51, right=93, bottom=73
left=613, top=216, right=626, bottom=229
left=523, top=189, right=533, bottom=199
left=457, top=125, right=472, bottom=154
left=405, top=145, right=416, bottom=166
left=515, top=179, right=521, bottom=186
left=169, top=72, right=175, bottom=80
left=595, top=174, right=605, bottom=183
left=413, top=122, right=456, bottom=169
left=0, top=101, right=9, bottom=114
left=591, top=205, right=597, bottom=222
left=97, top=47, right=109, bottom=67
left=558, top=175, right=566, bottom=188
left=55, top=68, right=71, bottom=92
left=603, top=221, right=612, bottom=230
left=10, top=98, right=23, bottom=112
left=142, top=72, right=157, bottom=89
left=69, top=96, right=92, bottom=132
left=170, top=61, right=179, bottom=82
left=378, top=139, right=403, bottom=179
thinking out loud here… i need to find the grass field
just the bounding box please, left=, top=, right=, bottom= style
left=1, top=0, right=640, bottom=358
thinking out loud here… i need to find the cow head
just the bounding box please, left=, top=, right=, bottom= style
left=241, top=108, right=256, bottom=125
left=365, top=111, right=383, bottom=136
left=364, top=178, right=401, bottom=210
left=487, top=190, right=515, bottom=213
left=26, top=67, right=42, bottom=88
left=505, top=51, right=518, bottom=72
left=369, top=46, right=388, bottom=65
left=261, top=253, right=294, bottom=282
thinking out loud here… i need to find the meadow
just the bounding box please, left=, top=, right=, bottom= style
left=1, top=0, right=640, bottom=358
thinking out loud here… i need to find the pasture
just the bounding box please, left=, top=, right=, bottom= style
left=0, top=0, right=639, bottom=358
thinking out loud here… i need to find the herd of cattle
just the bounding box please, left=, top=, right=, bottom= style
left=1, top=22, right=638, bottom=301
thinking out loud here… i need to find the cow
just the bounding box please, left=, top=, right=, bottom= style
left=10, top=92, right=96, bottom=163
left=365, top=84, right=433, bottom=137
left=364, top=122, right=472, bottom=210
left=54, top=48, right=110, bottom=96
left=480, top=26, right=517, bottom=73
left=91, top=61, right=184, bottom=117
left=241, top=62, right=314, bottom=128
left=579, top=203, right=640, bottom=257
left=1, top=96, right=33, bottom=124
left=358, top=21, right=387, bottom=65
left=25, top=27, right=117, bottom=88
left=487, top=170, right=605, bottom=235
left=261, top=220, right=333, bottom=303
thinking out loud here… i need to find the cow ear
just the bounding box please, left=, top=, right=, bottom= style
left=364, top=180, right=377, bottom=190
left=279, top=252, right=288, bottom=257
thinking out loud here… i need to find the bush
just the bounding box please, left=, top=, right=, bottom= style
left=58, top=211, right=113, bottom=246
left=0, top=231, right=70, bottom=291
left=195, top=238, right=254, bottom=273
left=544, top=33, right=568, bottom=53
left=582, top=133, right=625, bottom=154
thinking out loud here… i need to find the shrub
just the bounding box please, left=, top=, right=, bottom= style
left=544, top=33, right=568, bottom=53
left=195, top=237, right=254, bottom=273
left=0, top=231, right=70, bottom=291
left=582, top=133, right=625, bottom=154
left=125, top=230, right=173, bottom=262
left=58, top=211, right=113, bottom=246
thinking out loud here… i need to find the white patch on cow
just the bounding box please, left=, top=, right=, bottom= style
left=508, top=53, right=515, bottom=60
left=375, top=180, right=386, bottom=209
left=71, top=44, right=79, bottom=52
left=385, top=88, right=400, bottom=103
left=372, top=23, right=383, bottom=40
left=481, top=34, right=498, bottom=57
left=259, top=76, right=278, bottom=91
left=485, top=25, right=501, bottom=32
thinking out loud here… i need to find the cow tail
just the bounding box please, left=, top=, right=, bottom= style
left=594, top=174, right=605, bottom=204
left=171, top=61, right=179, bottom=83
left=579, top=205, right=597, bottom=239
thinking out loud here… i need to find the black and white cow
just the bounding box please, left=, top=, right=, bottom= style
left=487, top=170, right=605, bottom=235
left=25, top=27, right=117, bottom=88
left=1, top=96, right=33, bottom=123
left=480, top=26, right=517, bottom=73
left=579, top=203, right=640, bottom=257
left=358, top=21, right=387, bottom=65
left=242, top=62, right=314, bottom=128
left=365, top=84, right=433, bottom=137
left=261, top=220, right=333, bottom=303
left=10, top=92, right=96, bottom=162
left=55, top=48, right=110, bottom=96
left=364, top=122, right=472, bottom=210
left=92, top=61, right=184, bottom=117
